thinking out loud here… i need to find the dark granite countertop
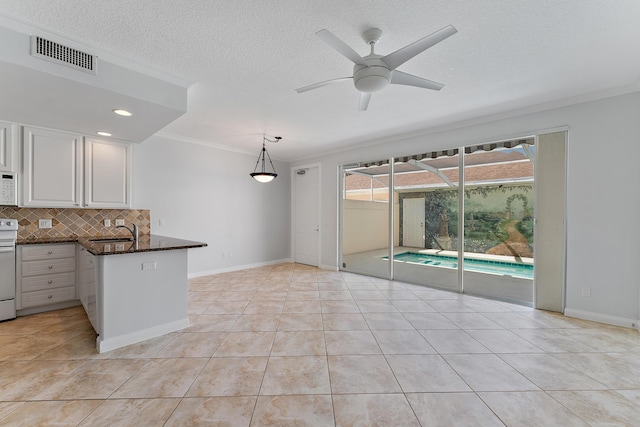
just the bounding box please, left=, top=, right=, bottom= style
left=17, top=234, right=207, bottom=255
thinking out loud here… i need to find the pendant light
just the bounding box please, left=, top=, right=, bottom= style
left=250, top=134, right=281, bottom=183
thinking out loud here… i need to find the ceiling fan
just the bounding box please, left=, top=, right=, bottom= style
left=295, top=25, right=457, bottom=111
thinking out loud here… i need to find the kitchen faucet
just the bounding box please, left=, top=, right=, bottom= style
left=116, top=223, right=139, bottom=242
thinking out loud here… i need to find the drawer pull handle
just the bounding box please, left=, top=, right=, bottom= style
left=48, top=280, right=53, bottom=284
left=48, top=295, right=53, bottom=299
left=48, top=251, right=53, bottom=255
left=48, top=265, right=53, bottom=269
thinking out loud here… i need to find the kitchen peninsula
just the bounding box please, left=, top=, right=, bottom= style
left=18, top=234, right=206, bottom=353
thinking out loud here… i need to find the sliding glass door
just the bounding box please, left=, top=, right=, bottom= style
left=393, top=152, right=460, bottom=291
left=340, top=162, right=391, bottom=278
left=339, top=136, right=539, bottom=306
left=461, top=140, right=535, bottom=305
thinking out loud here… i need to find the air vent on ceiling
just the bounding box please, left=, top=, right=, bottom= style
left=30, top=35, right=97, bottom=75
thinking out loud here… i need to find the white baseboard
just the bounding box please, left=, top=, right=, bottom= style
left=188, top=258, right=293, bottom=278
left=564, top=308, right=638, bottom=329
left=319, top=264, right=338, bottom=271
left=97, top=318, right=189, bottom=353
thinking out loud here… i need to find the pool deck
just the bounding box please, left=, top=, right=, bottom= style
left=344, top=246, right=533, bottom=265
left=408, top=248, right=533, bottom=265
left=342, top=246, right=534, bottom=305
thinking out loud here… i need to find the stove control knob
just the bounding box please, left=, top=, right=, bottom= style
left=0, top=221, right=3, bottom=226
left=6, top=221, right=12, bottom=226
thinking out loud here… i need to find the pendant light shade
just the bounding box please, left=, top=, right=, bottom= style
left=251, top=135, right=280, bottom=183
left=251, top=171, right=277, bottom=183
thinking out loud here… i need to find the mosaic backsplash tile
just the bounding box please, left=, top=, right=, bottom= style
left=0, top=207, right=150, bottom=241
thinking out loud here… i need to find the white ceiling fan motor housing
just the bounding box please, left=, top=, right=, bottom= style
left=353, top=55, right=391, bottom=93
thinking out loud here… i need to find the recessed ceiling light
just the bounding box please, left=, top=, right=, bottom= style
left=113, top=109, right=132, bottom=117
left=97, top=131, right=112, bottom=137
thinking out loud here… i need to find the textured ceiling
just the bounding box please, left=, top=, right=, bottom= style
left=1, top=0, right=639, bottom=161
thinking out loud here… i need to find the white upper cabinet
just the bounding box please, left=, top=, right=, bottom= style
left=0, top=120, right=17, bottom=172
left=84, top=138, right=130, bottom=208
left=22, top=126, right=83, bottom=207
left=21, top=126, right=132, bottom=208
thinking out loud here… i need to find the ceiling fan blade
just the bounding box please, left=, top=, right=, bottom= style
left=359, top=92, right=372, bottom=111
left=295, top=77, right=352, bottom=93
left=316, top=29, right=368, bottom=66
left=382, top=25, right=457, bottom=70
left=390, top=71, right=445, bottom=91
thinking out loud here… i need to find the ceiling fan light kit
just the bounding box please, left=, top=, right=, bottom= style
left=353, top=59, right=391, bottom=93
left=295, top=25, right=457, bottom=111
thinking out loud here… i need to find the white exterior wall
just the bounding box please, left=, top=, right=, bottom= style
left=342, top=199, right=400, bottom=255
left=293, top=92, right=640, bottom=326
left=133, top=135, right=291, bottom=276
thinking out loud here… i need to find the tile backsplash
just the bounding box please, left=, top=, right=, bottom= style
left=0, top=207, right=150, bottom=241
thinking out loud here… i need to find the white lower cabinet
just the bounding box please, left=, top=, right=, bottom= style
left=78, top=246, right=98, bottom=332
left=16, top=243, right=77, bottom=311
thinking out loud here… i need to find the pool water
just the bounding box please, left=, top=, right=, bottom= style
left=385, top=252, right=533, bottom=279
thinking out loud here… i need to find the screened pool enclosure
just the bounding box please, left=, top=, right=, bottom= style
left=340, top=137, right=536, bottom=305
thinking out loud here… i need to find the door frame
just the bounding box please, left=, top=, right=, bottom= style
left=291, top=162, right=322, bottom=267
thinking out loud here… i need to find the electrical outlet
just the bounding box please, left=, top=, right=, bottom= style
left=581, top=287, right=591, bottom=297
left=142, top=262, right=156, bottom=271
left=104, top=219, right=111, bottom=227
left=38, top=219, right=52, bottom=229
left=115, top=219, right=125, bottom=226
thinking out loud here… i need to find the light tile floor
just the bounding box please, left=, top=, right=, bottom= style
left=0, top=263, right=639, bottom=426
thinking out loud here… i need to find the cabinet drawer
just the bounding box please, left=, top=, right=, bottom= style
left=22, top=244, right=76, bottom=261
left=21, top=286, right=76, bottom=308
left=21, top=271, right=76, bottom=292
left=21, top=258, right=76, bottom=277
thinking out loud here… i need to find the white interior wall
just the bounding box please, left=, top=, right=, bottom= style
left=294, top=92, right=640, bottom=326
left=133, top=135, right=291, bottom=276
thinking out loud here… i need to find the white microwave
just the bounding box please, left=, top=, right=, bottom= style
left=0, top=173, right=17, bottom=206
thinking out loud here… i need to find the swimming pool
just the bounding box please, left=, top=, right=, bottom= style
left=385, top=252, right=533, bottom=279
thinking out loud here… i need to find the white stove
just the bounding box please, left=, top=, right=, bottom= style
left=0, top=219, right=18, bottom=321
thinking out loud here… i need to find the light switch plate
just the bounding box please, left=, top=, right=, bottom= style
left=115, top=219, right=125, bottom=226
left=104, top=219, right=111, bottom=227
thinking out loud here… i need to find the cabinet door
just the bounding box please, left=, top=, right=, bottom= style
left=84, top=252, right=98, bottom=332
left=84, top=138, right=130, bottom=208
left=0, top=120, right=17, bottom=172
left=22, top=126, right=83, bottom=207
left=77, top=246, right=87, bottom=308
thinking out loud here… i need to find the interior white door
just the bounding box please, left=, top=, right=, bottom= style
left=295, top=166, right=320, bottom=266
left=403, top=198, right=425, bottom=248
